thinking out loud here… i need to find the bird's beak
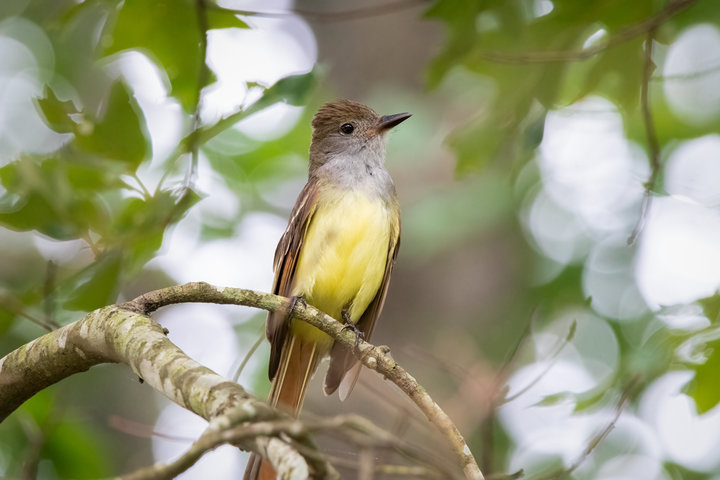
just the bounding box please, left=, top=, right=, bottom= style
left=376, top=112, right=412, bottom=131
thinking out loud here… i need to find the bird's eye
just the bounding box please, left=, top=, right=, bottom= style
left=340, top=123, right=354, bottom=135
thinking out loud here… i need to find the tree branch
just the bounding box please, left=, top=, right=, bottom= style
left=0, top=302, right=328, bottom=478
left=117, top=420, right=319, bottom=480
left=121, top=413, right=446, bottom=480
left=122, top=282, right=485, bottom=479
left=1, top=282, right=483, bottom=479
left=628, top=27, right=660, bottom=245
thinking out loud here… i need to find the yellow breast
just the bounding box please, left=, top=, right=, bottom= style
left=291, top=187, right=392, bottom=343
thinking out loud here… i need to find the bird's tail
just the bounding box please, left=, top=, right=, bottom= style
left=243, top=333, right=322, bottom=480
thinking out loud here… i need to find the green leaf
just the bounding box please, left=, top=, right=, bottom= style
left=63, top=251, right=123, bottom=311
left=113, top=188, right=200, bottom=269
left=573, top=387, right=612, bottom=413
left=112, top=197, right=167, bottom=268
left=106, top=0, right=205, bottom=111
left=424, top=0, right=482, bottom=88
left=447, top=114, right=504, bottom=174
left=0, top=308, right=15, bottom=336
left=586, top=38, right=645, bottom=111
left=0, top=191, right=78, bottom=239
left=0, top=158, right=108, bottom=240
left=65, top=160, right=127, bottom=191
left=183, top=69, right=317, bottom=149
left=446, top=100, right=545, bottom=175
left=203, top=107, right=311, bottom=188
left=207, top=7, right=249, bottom=30
left=535, top=391, right=574, bottom=406
left=199, top=222, right=236, bottom=240
left=263, top=70, right=317, bottom=106
left=665, top=0, right=720, bottom=31
left=684, top=337, right=720, bottom=414
left=35, top=88, right=78, bottom=134
left=699, top=293, right=720, bottom=323
left=51, top=2, right=113, bottom=112
left=74, top=81, right=149, bottom=168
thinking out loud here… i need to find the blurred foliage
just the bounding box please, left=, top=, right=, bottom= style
left=425, top=0, right=720, bottom=477
left=0, top=0, right=315, bottom=322
left=0, top=389, right=113, bottom=478
left=1, top=0, right=720, bottom=478
left=682, top=292, right=720, bottom=413
left=0, top=0, right=314, bottom=476
left=106, top=0, right=248, bottom=111
left=427, top=0, right=719, bottom=175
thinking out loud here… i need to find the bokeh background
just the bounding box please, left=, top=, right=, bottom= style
left=2, top=0, right=720, bottom=478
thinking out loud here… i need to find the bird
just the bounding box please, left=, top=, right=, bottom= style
left=243, top=99, right=410, bottom=480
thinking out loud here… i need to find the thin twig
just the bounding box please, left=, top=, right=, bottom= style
left=529, top=377, right=640, bottom=480
left=206, top=0, right=428, bottom=23
left=120, top=179, right=148, bottom=198
left=184, top=0, right=211, bottom=190
left=115, top=420, right=313, bottom=480
left=20, top=413, right=48, bottom=480
left=501, top=320, right=576, bottom=404
left=131, top=173, right=152, bottom=199
left=0, top=294, right=56, bottom=331
left=108, top=415, right=194, bottom=442
left=497, top=313, right=535, bottom=380
left=652, top=60, right=720, bottom=81
left=402, top=344, right=473, bottom=380
left=474, top=0, right=694, bottom=65
left=119, top=413, right=445, bottom=480
left=232, top=330, right=265, bottom=382
left=82, top=231, right=102, bottom=257
left=628, top=27, right=661, bottom=245
left=317, top=450, right=442, bottom=478
left=289, top=425, right=446, bottom=479
left=480, top=309, right=536, bottom=473
left=42, top=260, right=58, bottom=329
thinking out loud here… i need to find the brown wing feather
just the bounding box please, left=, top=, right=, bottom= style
left=324, top=215, right=401, bottom=398
left=267, top=181, right=319, bottom=379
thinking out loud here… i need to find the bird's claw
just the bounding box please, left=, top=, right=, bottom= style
left=288, top=295, right=307, bottom=315
left=341, top=313, right=365, bottom=347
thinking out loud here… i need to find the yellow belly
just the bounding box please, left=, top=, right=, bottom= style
left=291, top=188, right=391, bottom=345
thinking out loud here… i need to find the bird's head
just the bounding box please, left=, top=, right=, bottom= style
left=309, top=99, right=411, bottom=173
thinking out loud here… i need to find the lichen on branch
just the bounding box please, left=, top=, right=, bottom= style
left=0, top=282, right=483, bottom=479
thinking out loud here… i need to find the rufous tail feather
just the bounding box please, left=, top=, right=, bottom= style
left=243, top=333, right=321, bottom=480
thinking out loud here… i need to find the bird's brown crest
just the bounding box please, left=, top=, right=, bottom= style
left=311, top=99, right=379, bottom=142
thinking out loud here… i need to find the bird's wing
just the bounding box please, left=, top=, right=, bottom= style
left=266, top=180, right=319, bottom=379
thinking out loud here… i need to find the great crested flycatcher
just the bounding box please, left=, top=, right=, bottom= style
left=243, top=100, right=410, bottom=480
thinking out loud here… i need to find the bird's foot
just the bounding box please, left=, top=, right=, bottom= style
left=341, top=311, right=365, bottom=347
left=288, top=295, right=307, bottom=315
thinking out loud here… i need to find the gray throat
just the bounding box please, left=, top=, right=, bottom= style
left=312, top=147, right=397, bottom=203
